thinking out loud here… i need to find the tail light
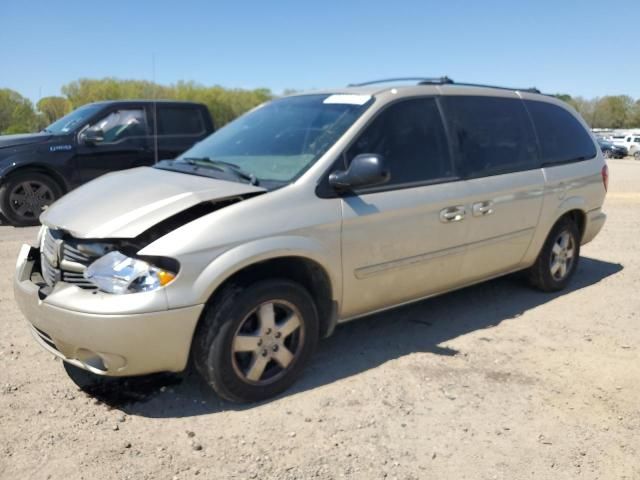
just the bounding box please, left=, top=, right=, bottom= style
left=601, top=165, right=609, bottom=192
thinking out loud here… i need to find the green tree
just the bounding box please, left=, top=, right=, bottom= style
left=36, top=96, right=72, bottom=125
left=60, top=77, right=273, bottom=127
left=0, top=88, right=37, bottom=134
left=591, top=95, right=634, bottom=128
left=628, top=100, right=640, bottom=128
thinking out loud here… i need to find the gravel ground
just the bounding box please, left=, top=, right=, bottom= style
left=1, top=160, right=639, bottom=480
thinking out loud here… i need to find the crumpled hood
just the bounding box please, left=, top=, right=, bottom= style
left=0, top=132, right=52, bottom=149
left=41, top=167, right=266, bottom=239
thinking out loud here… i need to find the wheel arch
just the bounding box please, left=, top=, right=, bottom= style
left=562, top=208, right=586, bottom=241
left=554, top=196, right=587, bottom=241
left=185, top=238, right=341, bottom=340
left=0, top=164, right=70, bottom=194
left=207, top=255, right=337, bottom=339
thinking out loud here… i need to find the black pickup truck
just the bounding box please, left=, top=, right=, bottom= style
left=0, top=100, right=214, bottom=225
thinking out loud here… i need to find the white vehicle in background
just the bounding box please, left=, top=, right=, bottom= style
left=611, top=133, right=640, bottom=158
left=623, top=135, right=640, bottom=159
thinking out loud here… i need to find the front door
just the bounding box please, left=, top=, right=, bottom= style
left=73, top=107, right=152, bottom=186
left=339, top=97, right=470, bottom=319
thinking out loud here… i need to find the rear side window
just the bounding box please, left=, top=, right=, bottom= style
left=158, top=107, right=205, bottom=135
left=346, top=98, right=453, bottom=186
left=524, top=101, right=596, bottom=165
left=443, top=96, right=538, bottom=178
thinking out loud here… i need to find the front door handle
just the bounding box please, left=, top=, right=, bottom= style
left=440, top=206, right=466, bottom=223
left=472, top=201, right=494, bottom=217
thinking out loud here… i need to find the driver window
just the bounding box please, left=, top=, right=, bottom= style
left=345, top=98, right=453, bottom=186
left=91, top=109, right=147, bottom=143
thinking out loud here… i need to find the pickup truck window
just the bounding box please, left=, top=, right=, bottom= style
left=91, top=109, right=147, bottom=143
left=158, top=107, right=205, bottom=135
left=44, top=104, right=103, bottom=134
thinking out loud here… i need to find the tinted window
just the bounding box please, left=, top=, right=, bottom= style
left=443, top=96, right=538, bottom=177
left=346, top=98, right=452, bottom=186
left=158, top=107, right=204, bottom=135
left=525, top=100, right=597, bottom=165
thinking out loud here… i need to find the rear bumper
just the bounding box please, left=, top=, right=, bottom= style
left=582, top=208, right=606, bottom=245
left=13, top=244, right=204, bottom=376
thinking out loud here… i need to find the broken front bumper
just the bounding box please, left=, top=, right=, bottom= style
left=13, top=244, right=204, bottom=376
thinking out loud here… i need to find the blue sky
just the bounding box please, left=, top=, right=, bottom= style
left=2, top=0, right=638, bottom=103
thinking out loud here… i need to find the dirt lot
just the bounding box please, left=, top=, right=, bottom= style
left=1, top=160, right=639, bottom=480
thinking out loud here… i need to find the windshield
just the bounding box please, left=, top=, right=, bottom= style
left=45, top=104, right=103, bottom=134
left=171, top=94, right=373, bottom=184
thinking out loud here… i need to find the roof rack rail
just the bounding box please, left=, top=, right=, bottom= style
left=442, top=81, right=541, bottom=94
left=348, top=76, right=541, bottom=94
left=348, top=77, right=453, bottom=87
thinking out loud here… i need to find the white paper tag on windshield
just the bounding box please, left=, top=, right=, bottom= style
left=323, top=94, right=371, bottom=105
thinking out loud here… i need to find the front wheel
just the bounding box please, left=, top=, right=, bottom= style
left=528, top=218, right=581, bottom=292
left=0, top=172, right=62, bottom=226
left=193, top=279, right=319, bottom=402
left=634, top=151, right=640, bottom=161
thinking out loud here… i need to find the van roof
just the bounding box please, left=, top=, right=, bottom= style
left=292, top=77, right=552, bottom=102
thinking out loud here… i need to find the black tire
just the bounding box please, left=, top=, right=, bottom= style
left=603, top=150, right=613, bottom=159
left=0, top=171, right=63, bottom=226
left=528, top=217, right=581, bottom=292
left=193, top=279, right=319, bottom=402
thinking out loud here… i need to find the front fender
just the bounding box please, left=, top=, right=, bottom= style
left=163, top=235, right=341, bottom=310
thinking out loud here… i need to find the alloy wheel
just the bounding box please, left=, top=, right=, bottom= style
left=549, top=230, right=576, bottom=281
left=231, top=300, right=305, bottom=385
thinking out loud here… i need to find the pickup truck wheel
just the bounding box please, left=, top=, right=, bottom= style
left=193, top=279, right=319, bottom=402
left=0, top=172, right=62, bottom=226
left=528, top=218, right=580, bottom=292
left=634, top=151, right=640, bottom=160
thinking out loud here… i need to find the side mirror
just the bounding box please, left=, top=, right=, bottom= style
left=81, top=128, right=104, bottom=145
left=329, top=154, right=390, bottom=191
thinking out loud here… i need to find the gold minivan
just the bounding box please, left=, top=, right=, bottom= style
left=14, top=78, right=607, bottom=402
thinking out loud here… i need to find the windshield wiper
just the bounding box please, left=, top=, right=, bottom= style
left=182, top=157, right=259, bottom=185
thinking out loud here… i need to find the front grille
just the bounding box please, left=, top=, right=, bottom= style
left=40, top=228, right=98, bottom=290
left=62, top=243, right=92, bottom=263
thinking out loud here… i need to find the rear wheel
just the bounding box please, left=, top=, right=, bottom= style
left=0, top=171, right=62, bottom=226
left=603, top=149, right=613, bottom=159
left=634, top=151, right=640, bottom=161
left=528, top=218, right=580, bottom=292
left=193, top=279, right=319, bottom=402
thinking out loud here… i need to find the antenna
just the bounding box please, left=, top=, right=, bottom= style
left=152, top=53, right=159, bottom=164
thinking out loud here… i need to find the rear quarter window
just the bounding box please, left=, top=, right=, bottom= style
left=524, top=100, right=597, bottom=165
left=158, top=107, right=205, bottom=135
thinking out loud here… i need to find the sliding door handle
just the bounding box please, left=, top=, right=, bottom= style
left=472, top=201, right=494, bottom=217
left=440, top=206, right=466, bottom=223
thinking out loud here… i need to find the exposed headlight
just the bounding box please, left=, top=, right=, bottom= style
left=84, top=251, right=177, bottom=294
